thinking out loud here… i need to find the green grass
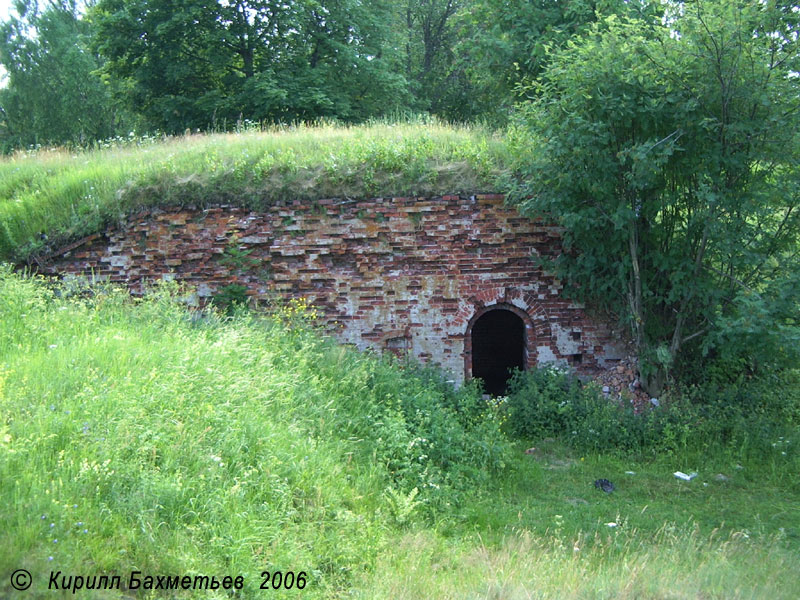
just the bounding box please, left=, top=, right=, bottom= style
left=357, top=525, right=797, bottom=599
left=0, top=121, right=509, bottom=263
left=1, top=270, right=798, bottom=599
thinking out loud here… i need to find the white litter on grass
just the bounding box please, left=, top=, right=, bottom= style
left=625, top=471, right=636, bottom=475
left=674, top=471, right=698, bottom=481
left=606, top=522, right=618, bottom=528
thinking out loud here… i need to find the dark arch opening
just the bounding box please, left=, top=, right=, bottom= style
left=471, top=308, right=525, bottom=396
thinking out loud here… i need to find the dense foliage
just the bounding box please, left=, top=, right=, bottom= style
left=0, top=0, right=123, bottom=149
left=0, top=0, right=650, bottom=148
left=1, top=1, right=799, bottom=593
left=90, top=0, right=410, bottom=131
left=504, top=366, right=800, bottom=459
left=507, top=0, right=800, bottom=393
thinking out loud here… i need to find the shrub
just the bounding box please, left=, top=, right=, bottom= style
left=210, top=283, right=250, bottom=314
left=503, top=365, right=800, bottom=460
left=306, top=349, right=512, bottom=507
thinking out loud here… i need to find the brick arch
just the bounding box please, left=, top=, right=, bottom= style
left=463, top=294, right=553, bottom=382
left=42, top=197, right=620, bottom=386
left=463, top=286, right=552, bottom=338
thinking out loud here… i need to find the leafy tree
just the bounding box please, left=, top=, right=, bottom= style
left=0, top=0, right=119, bottom=150
left=507, top=0, right=800, bottom=394
left=453, top=0, right=651, bottom=123
left=90, top=0, right=411, bottom=132
left=91, top=0, right=256, bottom=131
left=283, top=0, right=410, bottom=122
left=400, top=0, right=465, bottom=115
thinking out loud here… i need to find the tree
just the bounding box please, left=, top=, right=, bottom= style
left=282, top=0, right=410, bottom=122
left=507, top=0, right=800, bottom=394
left=90, top=0, right=411, bottom=132
left=0, top=0, right=119, bottom=150
left=400, top=0, right=465, bottom=116
left=453, top=0, right=652, bottom=123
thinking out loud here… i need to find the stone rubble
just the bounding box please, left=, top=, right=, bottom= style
left=589, top=355, right=650, bottom=410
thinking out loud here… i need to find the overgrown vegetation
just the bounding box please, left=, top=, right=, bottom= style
left=0, top=121, right=508, bottom=263
left=1, top=270, right=798, bottom=599
left=0, top=268, right=508, bottom=597
left=506, top=1, right=800, bottom=395
left=504, top=366, right=800, bottom=461
left=1, top=0, right=799, bottom=594
left=0, top=0, right=648, bottom=148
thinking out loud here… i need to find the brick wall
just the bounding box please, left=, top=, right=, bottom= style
left=42, top=194, right=627, bottom=385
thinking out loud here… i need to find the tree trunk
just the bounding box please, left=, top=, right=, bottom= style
left=628, top=211, right=666, bottom=397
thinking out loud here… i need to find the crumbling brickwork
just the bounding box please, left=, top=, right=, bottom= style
left=44, top=194, right=626, bottom=385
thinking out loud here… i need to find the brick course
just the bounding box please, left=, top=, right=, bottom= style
left=42, top=194, right=626, bottom=385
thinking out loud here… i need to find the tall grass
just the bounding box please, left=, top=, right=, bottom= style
left=504, top=365, right=800, bottom=463
left=0, top=122, right=509, bottom=263
left=0, top=268, right=508, bottom=598
left=1, top=270, right=798, bottom=599
left=357, top=525, right=799, bottom=599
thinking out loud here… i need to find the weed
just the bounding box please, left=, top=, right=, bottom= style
left=383, top=487, right=422, bottom=525
left=504, top=366, right=800, bottom=462
left=218, top=235, right=259, bottom=272
left=210, top=283, right=250, bottom=314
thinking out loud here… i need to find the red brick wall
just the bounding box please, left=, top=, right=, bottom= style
left=43, top=194, right=626, bottom=385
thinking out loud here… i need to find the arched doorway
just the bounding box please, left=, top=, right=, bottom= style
left=470, top=308, right=526, bottom=395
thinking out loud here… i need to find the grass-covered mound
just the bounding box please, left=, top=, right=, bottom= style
left=1, top=268, right=799, bottom=599
left=0, top=122, right=509, bottom=263
left=0, top=267, right=509, bottom=597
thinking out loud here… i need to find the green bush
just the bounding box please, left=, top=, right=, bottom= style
left=503, top=366, right=675, bottom=455
left=503, top=366, right=800, bottom=460
left=308, top=350, right=511, bottom=505
left=671, top=371, right=800, bottom=461
left=210, top=283, right=250, bottom=314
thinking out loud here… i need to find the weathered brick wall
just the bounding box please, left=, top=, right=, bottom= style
left=43, top=194, right=626, bottom=385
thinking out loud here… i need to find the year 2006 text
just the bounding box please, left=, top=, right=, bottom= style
left=260, top=571, right=308, bottom=590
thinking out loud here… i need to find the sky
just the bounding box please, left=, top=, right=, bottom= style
left=0, top=0, right=12, bottom=86
left=0, top=0, right=13, bottom=22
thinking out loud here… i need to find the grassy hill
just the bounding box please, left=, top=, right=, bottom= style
left=2, top=123, right=799, bottom=598
left=1, top=269, right=798, bottom=599
left=0, top=122, right=509, bottom=263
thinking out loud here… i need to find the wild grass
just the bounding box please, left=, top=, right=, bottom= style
left=357, top=434, right=800, bottom=599
left=0, top=121, right=509, bottom=263
left=0, top=270, right=798, bottom=599
left=357, top=524, right=798, bottom=599
left=0, top=267, right=509, bottom=598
